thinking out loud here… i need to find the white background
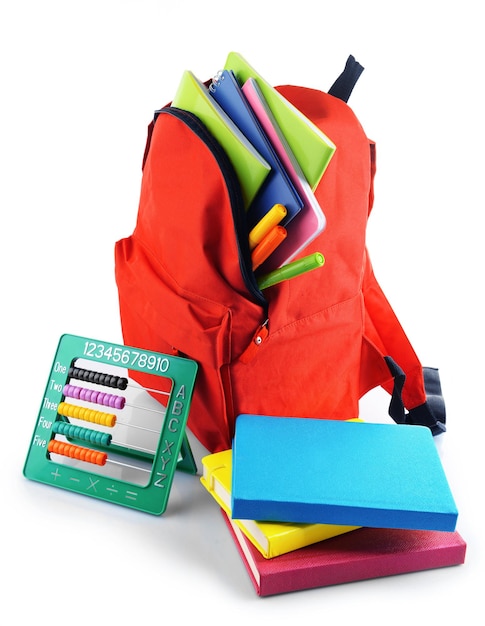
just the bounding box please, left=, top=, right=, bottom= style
left=1, top=1, right=483, bottom=623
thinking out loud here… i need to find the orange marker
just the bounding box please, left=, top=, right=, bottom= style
left=251, top=225, right=287, bottom=270
left=249, top=203, right=287, bottom=250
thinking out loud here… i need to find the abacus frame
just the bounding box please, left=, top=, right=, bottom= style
left=23, top=334, right=198, bottom=515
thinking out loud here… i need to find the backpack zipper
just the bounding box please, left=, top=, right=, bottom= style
left=154, top=106, right=268, bottom=313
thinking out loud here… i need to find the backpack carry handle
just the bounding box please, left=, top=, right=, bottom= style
left=328, top=55, right=365, bottom=103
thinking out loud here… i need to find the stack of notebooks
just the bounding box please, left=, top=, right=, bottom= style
left=170, top=52, right=336, bottom=279
left=201, top=415, right=466, bottom=596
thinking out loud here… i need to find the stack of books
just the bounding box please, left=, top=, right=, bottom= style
left=201, top=415, right=466, bottom=596
left=171, top=52, right=336, bottom=287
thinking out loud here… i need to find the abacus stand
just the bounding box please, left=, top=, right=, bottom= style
left=178, top=432, right=198, bottom=474
left=24, top=334, right=198, bottom=515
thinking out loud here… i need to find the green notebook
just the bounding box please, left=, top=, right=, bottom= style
left=171, top=70, right=271, bottom=209
left=225, top=52, right=336, bottom=191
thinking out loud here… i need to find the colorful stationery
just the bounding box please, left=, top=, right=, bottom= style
left=171, top=70, right=271, bottom=209
left=225, top=51, right=336, bottom=191
left=209, top=69, right=303, bottom=229
left=201, top=450, right=358, bottom=559
left=242, top=77, right=327, bottom=269
left=222, top=509, right=466, bottom=596
left=231, top=415, right=459, bottom=532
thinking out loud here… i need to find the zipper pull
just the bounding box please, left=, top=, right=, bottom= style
left=238, top=320, right=269, bottom=364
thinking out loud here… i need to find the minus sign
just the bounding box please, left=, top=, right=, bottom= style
left=69, top=477, right=81, bottom=483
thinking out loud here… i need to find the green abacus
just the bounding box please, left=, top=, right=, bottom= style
left=24, top=334, right=198, bottom=515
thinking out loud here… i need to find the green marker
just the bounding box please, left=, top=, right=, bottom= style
left=257, top=252, right=325, bottom=290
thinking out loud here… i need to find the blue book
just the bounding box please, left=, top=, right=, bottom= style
left=209, top=70, right=303, bottom=229
left=231, top=415, right=459, bottom=532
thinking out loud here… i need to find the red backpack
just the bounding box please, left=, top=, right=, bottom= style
left=114, top=56, right=445, bottom=453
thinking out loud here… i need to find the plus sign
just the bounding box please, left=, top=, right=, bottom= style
left=51, top=468, right=61, bottom=481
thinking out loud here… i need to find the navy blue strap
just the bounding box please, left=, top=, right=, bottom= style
left=328, top=55, right=364, bottom=103
left=384, top=357, right=446, bottom=436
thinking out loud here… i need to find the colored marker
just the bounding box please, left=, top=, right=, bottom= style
left=252, top=225, right=287, bottom=270
left=248, top=203, right=287, bottom=250
left=257, top=252, right=325, bottom=290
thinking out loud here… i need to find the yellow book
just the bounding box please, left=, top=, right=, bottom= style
left=200, top=449, right=359, bottom=559
left=224, top=52, right=336, bottom=191
left=171, top=70, right=271, bottom=209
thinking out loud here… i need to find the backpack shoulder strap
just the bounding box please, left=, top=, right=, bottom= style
left=384, top=357, right=446, bottom=435
left=328, top=55, right=365, bottom=102
left=362, top=253, right=446, bottom=435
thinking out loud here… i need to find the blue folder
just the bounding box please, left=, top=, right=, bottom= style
left=209, top=70, right=303, bottom=229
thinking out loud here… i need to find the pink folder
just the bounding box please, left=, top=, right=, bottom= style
left=242, top=77, right=326, bottom=270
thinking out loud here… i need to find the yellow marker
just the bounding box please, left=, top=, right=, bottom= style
left=249, top=203, right=287, bottom=250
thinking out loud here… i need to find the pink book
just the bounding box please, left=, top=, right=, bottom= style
left=242, top=77, right=326, bottom=271
left=221, top=509, right=467, bottom=597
